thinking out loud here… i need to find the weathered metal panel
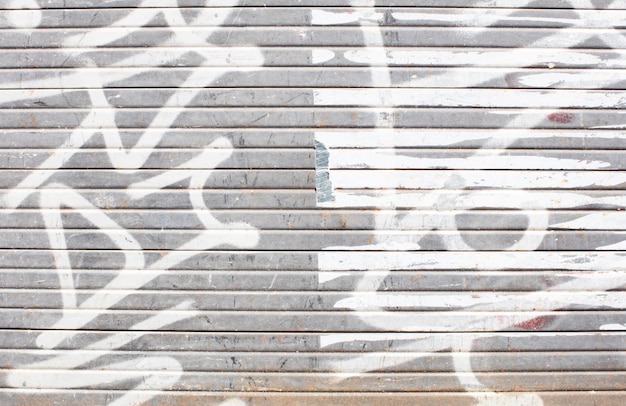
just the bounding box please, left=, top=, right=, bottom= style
left=0, top=1, right=624, bottom=405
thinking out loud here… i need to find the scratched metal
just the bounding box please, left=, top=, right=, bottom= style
left=0, top=1, right=625, bottom=405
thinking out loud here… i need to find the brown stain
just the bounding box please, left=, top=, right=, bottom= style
left=338, top=215, right=347, bottom=229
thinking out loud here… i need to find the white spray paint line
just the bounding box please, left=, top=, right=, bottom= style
left=591, top=124, right=626, bottom=129
left=320, top=330, right=625, bottom=350
left=312, top=7, right=626, bottom=28
left=2, top=3, right=262, bottom=401
left=4, top=8, right=248, bottom=27
left=343, top=48, right=608, bottom=67
left=8, top=301, right=197, bottom=405
left=328, top=150, right=611, bottom=170
left=315, top=129, right=626, bottom=148
left=68, top=27, right=251, bottom=47
left=0, top=148, right=248, bottom=169
left=329, top=170, right=626, bottom=190
left=38, top=186, right=145, bottom=332
left=126, top=138, right=233, bottom=200
left=311, top=49, right=336, bottom=64
left=311, top=9, right=384, bottom=25
left=313, top=88, right=626, bottom=108
left=360, top=210, right=616, bottom=231
left=314, top=9, right=624, bottom=356
left=319, top=251, right=626, bottom=272
left=318, top=272, right=351, bottom=284
left=323, top=190, right=626, bottom=210
left=440, top=69, right=623, bottom=89
left=551, top=212, right=626, bottom=230
left=471, top=393, right=544, bottom=406
left=333, top=292, right=626, bottom=311
left=217, top=400, right=248, bottom=406
left=61, top=0, right=237, bottom=48
left=392, top=10, right=626, bottom=28
left=34, top=222, right=258, bottom=348
left=4, top=0, right=41, bottom=28
left=600, top=324, right=626, bottom=330
left=2, top=28, right=261, bottom=212
left=0, top=48, right=262, bottom=67
left=517, top=71, right=626, bottom=88
left=316, top=4, right=624, bottom=236
left=0, top=68, right=269, bottom=90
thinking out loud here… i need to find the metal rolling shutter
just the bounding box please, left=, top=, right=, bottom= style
left=0, top=0, right=625, bottom=404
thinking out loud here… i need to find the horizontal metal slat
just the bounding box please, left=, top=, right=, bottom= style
left=3, top=8, right=626, bottom=29
left=2, top=48, right=625, bottom=68
left=2, top=209, right=625, bottom=230
left=1, top=290, right=624, bottom=311
left=0, top=391, right=623, bottom=406
left=327, top=170, right=626, bottom=190
left=2, top=27, right=626, bottom=48
left=2, top=330, right=624, bottom=352
left=1, top=308, right=624, bottom=332
left=1, top=270, right=624, bottom=292
left=315, top=129, right=626, bottom=149
left=3, top=88, right=626, bottom=109
left=3, top=129, right=626, bottom=149
left=325, top=149, right=626, bottom=170
left=2, top=108, right=626, bottom=129
left=0, top=391, right=622, bottom=406
left=2, top=229, right=626, bottom=251
left=0, top=129, right=314, bottom=148
left=1, top=350, right=623, bottom=372
left=0, top=370, right=624, bottom=391
left=18, top=1, right=626, bottom=8
left=0, top=170, right=314, bottom=190
left=0, top=149, right=313, bottom=169
left=2, top=68, right=625, bottom=89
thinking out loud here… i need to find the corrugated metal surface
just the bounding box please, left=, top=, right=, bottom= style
left=0, top=0, right=625, bottom=404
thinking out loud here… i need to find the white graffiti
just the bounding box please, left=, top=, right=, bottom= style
left=315, top=0, right=626, bottom=401
left=2, top=1, right=261, bottom=404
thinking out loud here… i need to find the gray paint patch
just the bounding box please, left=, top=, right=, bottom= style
left=315, top=140, right=335, bottom=203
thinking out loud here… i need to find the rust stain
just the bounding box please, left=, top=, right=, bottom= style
left=339, top=215, right=347, bottom=229
left=514, top=315, right=554, bottom=331
left=548, top=112, right=574, bottom=124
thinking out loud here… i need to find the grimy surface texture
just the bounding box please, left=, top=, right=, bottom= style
left=0, top=1, right=625, bottom=405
